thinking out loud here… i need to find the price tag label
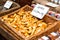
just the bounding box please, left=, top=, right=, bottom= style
left=46, top=2, right=59, bottom=7
left=31, top=4, right=49, bottom=19
left=4, top=1, right=13, bottom=9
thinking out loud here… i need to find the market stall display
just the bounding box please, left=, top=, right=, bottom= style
left=48, top=11, right=60, bottom=20
left=0, top=5, right=59, bottom=40
left=38, top=28, right=60, bottom=40
left=0, top=0, right=20, bottom=16
left=1, top=7, right=47, bottom=38
left=31, top=0, right=60, bottom=21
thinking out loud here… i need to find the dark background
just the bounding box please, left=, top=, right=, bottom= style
left=0, top=34, right=6, bottom=40
left=12, top=0, right=33, bottom=7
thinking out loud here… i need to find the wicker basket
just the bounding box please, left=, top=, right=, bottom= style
left=0, top=5, right=59, bottom=40
left=30, top=21, right=60, bottom=40
left=0, top=0, right=20, bottom=16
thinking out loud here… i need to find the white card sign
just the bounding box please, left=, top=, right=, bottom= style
left=4, top=1, right=13, bottom=9
left=31, top=4, right=49, bottom=19
left=46, top=2, right=59, bottom=7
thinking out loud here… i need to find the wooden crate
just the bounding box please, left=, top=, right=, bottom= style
left=0, top=5, right=59, bottom=40
left=0, top=0, right=20, bottom=16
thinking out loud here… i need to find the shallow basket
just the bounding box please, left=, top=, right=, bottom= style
left=0, top=5, right=59, bottom=40
left=31, top=21, right=60, bottom=40
left=0, top=0, right=20, bottom=16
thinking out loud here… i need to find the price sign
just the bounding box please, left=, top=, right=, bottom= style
left=46, top=2, right=59, bottom=7
left=4, top=1, right=13, bottom=9
left=31, top=4, right=49, bottom=19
